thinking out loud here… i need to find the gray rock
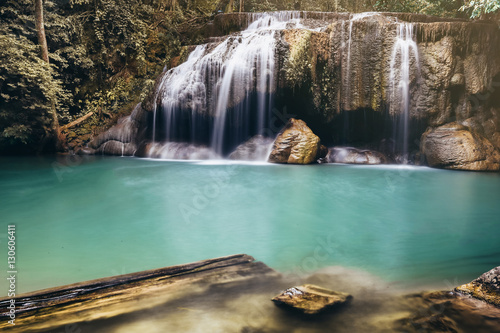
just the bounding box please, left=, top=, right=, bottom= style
left=96, top=141, right=137, bottom=156
left=326, top=147, right=388, bottom=164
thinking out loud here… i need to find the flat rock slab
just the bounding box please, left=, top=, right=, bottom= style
left=271, top=284, right=352, bottom=315
left=0, top=254, right=278, bottom=332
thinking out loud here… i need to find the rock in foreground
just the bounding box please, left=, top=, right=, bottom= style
left=421, top=123, right=500, bottom=171
left=456, top=266, right=500, bottom=307
left=271, top=284, right=352, bottom=315
left=268, top=119, right=326, bottom=164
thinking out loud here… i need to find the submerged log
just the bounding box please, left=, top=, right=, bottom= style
left=0, top=254, right=277, bottom=332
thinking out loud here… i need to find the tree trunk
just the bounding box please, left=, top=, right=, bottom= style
left=35, top=0, right=63, bottom=152
left=60, top=112, right=94, bottom=132
left=227, top=0, right=234, bottom=13
left=34, top=0, right=49, bottom=63
left=239, top=0, right=244, bottom=12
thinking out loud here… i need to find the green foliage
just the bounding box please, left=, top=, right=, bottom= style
left=246, top=0, right=279, bottom=12
left=238, top=0, right=465, bottom=17
left=0, top=0, right=190, bottom=153
left=0, top=33, right=68, bottom=151
left=460, top=0, right=500, bottom=18
left=0, top=0, right=481, bottom=154
left=373, top=0, right=464, bottom=17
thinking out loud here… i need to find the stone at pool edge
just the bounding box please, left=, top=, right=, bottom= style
left=268, top=118, right=327, bottom=165
left=455, top=266, right=500, bottom=307
left=421, top=122, right=500, bottom=171
left=271, top=284, right=352, bottom=315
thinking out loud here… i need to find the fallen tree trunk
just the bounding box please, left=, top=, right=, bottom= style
left=0, top=254, right=277, bottom=332
left=60, top=112, right=94, bottom=132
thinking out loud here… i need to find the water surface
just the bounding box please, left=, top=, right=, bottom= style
left=1, top=156, right=499, bottom=294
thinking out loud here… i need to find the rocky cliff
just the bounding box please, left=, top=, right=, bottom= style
left=88, top=11, right=500, bottom=170
left=274, top=12, right=500, bottom=167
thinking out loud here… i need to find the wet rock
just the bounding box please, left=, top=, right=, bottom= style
left=145, top=142, right=220, bottom=160
left=271, top=284, right=352, bottom=315
left=268, top=119, right=326, bottom=164
left=87, top=103, right=146, bottom=157
left=95, top=141, right=137, bottom=156
left=229, top=135, right=275, bottom=161
left=398, top=313, right=460, bottom=333
left=421, top=122, right=500, bottom=171
left=89, top=117, right=138, bottom=150
left=326, top=147, right=388, bottom=165
left=397, top=291, right=500, bottom=333
left=75, top=147, right=96, bottom=155
left=456, top=266, right=500, bottom=307
left=450, top=73, right=465, bottom=87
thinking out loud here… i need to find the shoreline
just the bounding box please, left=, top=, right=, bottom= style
left=1, top=255, right=498, bottom=332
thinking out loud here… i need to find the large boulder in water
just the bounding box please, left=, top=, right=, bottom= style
left=456, top=266, right=500, bottom=307
left=229, top=135, right=274, bottom=161
left=421, top=122, right=500, bottom=171
left=271, top=284, right=352, bottom=315
left=268, top=118, right=326, bottom=164
left=326, top=147, right=388, bottom=164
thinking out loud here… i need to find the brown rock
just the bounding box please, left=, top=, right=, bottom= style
left=268, top=119, right=323, bottom=164
left=455, top=266, right=500, bottom=307
left=271, top=284, right=352, bottom=315
left=421, top=122, right=500, bottom=171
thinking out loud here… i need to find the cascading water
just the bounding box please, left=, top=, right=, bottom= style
left=149, top=12, right=305, bottom=160
left=143, top=12, right=421, bottom=162
left=389, top=22, right=420, bottom=163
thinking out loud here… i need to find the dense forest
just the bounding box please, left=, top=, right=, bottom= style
left=0, top=0, right=498, bottom=154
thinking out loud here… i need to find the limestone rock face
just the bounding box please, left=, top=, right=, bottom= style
left=268, top=119, right=325, bottom=164
left=326, top=147, right=388, bottom=165
left=456, top=266, right=500, bottom=307
left=421, top=122, right=500, bottom=171
left=93, top=13, right=500, bottom=163
left=271, top=284, right=352, bottom=315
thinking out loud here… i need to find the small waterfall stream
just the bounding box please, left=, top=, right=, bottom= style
left=389, top=22, right=420, bottom=162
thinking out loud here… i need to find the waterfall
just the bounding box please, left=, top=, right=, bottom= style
left=389, top=22, right=420, bottom=163
left=145, top=12, right=421, bottom=162
left=149, top=12, right=307, bottom=159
